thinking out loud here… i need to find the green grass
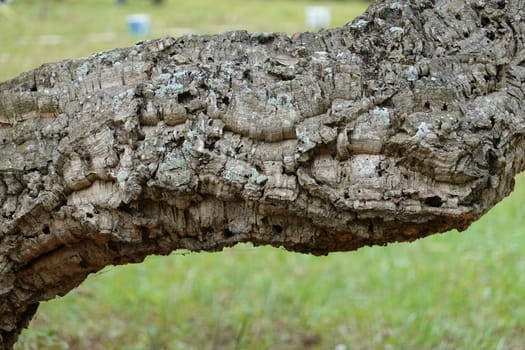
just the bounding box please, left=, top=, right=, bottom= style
left=4, top=1, right=525, bottom=349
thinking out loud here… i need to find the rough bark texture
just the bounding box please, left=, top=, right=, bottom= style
left=1, top=0, right=524, bottom=347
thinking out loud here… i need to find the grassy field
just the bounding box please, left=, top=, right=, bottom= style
left=3, top=1, right=525, bottom=349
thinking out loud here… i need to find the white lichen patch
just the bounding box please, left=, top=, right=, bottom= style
left=389, top=2, right=404, bottom=10
left=350, top=19, right=369, bottom=29
left=390, top=26, right=405, bottom=35
left=372, top=106, right=391, bottom=125
left=375, top=18, right=385, bottom=27
left=112, top=89, right=134, bottom=110
left=416, top=122, right=431, bottom=136
left=182, top=140, right=193, bottom=153
left=159, top=153, right=186, bottom=171
left=116, top=170, right=129, bottom=183
left=76, top=61, right=91, bottom=77
left=155, top=83, right=184, bottom=98
left=224, top=168, right=242, bottom=183
left=249, top=168, right=268, bottom=185
left=405, top=66, right=419, bottom=82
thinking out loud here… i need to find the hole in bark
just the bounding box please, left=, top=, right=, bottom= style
left=222, top=96, right=230, bottom=106
left=272, top=225, right=283, bottom=234
left=177, top=91, right=193, bottom=104
left=30, top=85, right=37, bottom=92
left=424, top=101, right=430, bottom=110
left=487, top=150, right=498, bottom=175
left=42, top=226, right=50, bottom=235
left=242, top=69, right=251, bottom=82
left=206, top=138, right=218, bottom=151
left=276, top=74, right=295, bottom=81
left=455, top=14, right=462, bottom=20
left=255, top=35, right=275, bottom=44
left=86, top=212, right=93, bottom=218
left=424, top=196, right=443, bottom=207
left=486, top=31, right=496, bottom=41
left=118, top=203, right=134, bottom=214
left=223, top=228, right=234, bottom=237
left=441, top=104, right=448, bottom=111
left=481, top=16, right=490, bottom=27
left=496, top=64, right=505, bottom=82
left=79, top=259, right=89, bottom=269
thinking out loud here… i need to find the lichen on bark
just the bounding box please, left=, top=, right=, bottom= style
left=1, top=0, right=525, bottom=347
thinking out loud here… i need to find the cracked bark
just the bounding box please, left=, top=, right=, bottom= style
left=1, top=0, right=524, bottom=347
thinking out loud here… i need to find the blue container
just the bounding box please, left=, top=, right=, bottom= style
left=127, top=14, right=150, bottom=36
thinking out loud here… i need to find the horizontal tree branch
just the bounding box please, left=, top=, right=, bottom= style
left=0, top=0, right=524, bottom=347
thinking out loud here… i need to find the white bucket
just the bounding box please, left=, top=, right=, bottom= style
left=305, top=6, right=331, bottom=28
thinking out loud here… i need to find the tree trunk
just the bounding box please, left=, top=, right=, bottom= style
left=1, top=0, right=524, bottom=347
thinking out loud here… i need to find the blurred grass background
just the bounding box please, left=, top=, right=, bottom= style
left=2, top=1, right=525, bottom=349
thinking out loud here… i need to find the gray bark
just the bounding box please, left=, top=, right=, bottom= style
left=1, top=0, right=524, bottom=347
